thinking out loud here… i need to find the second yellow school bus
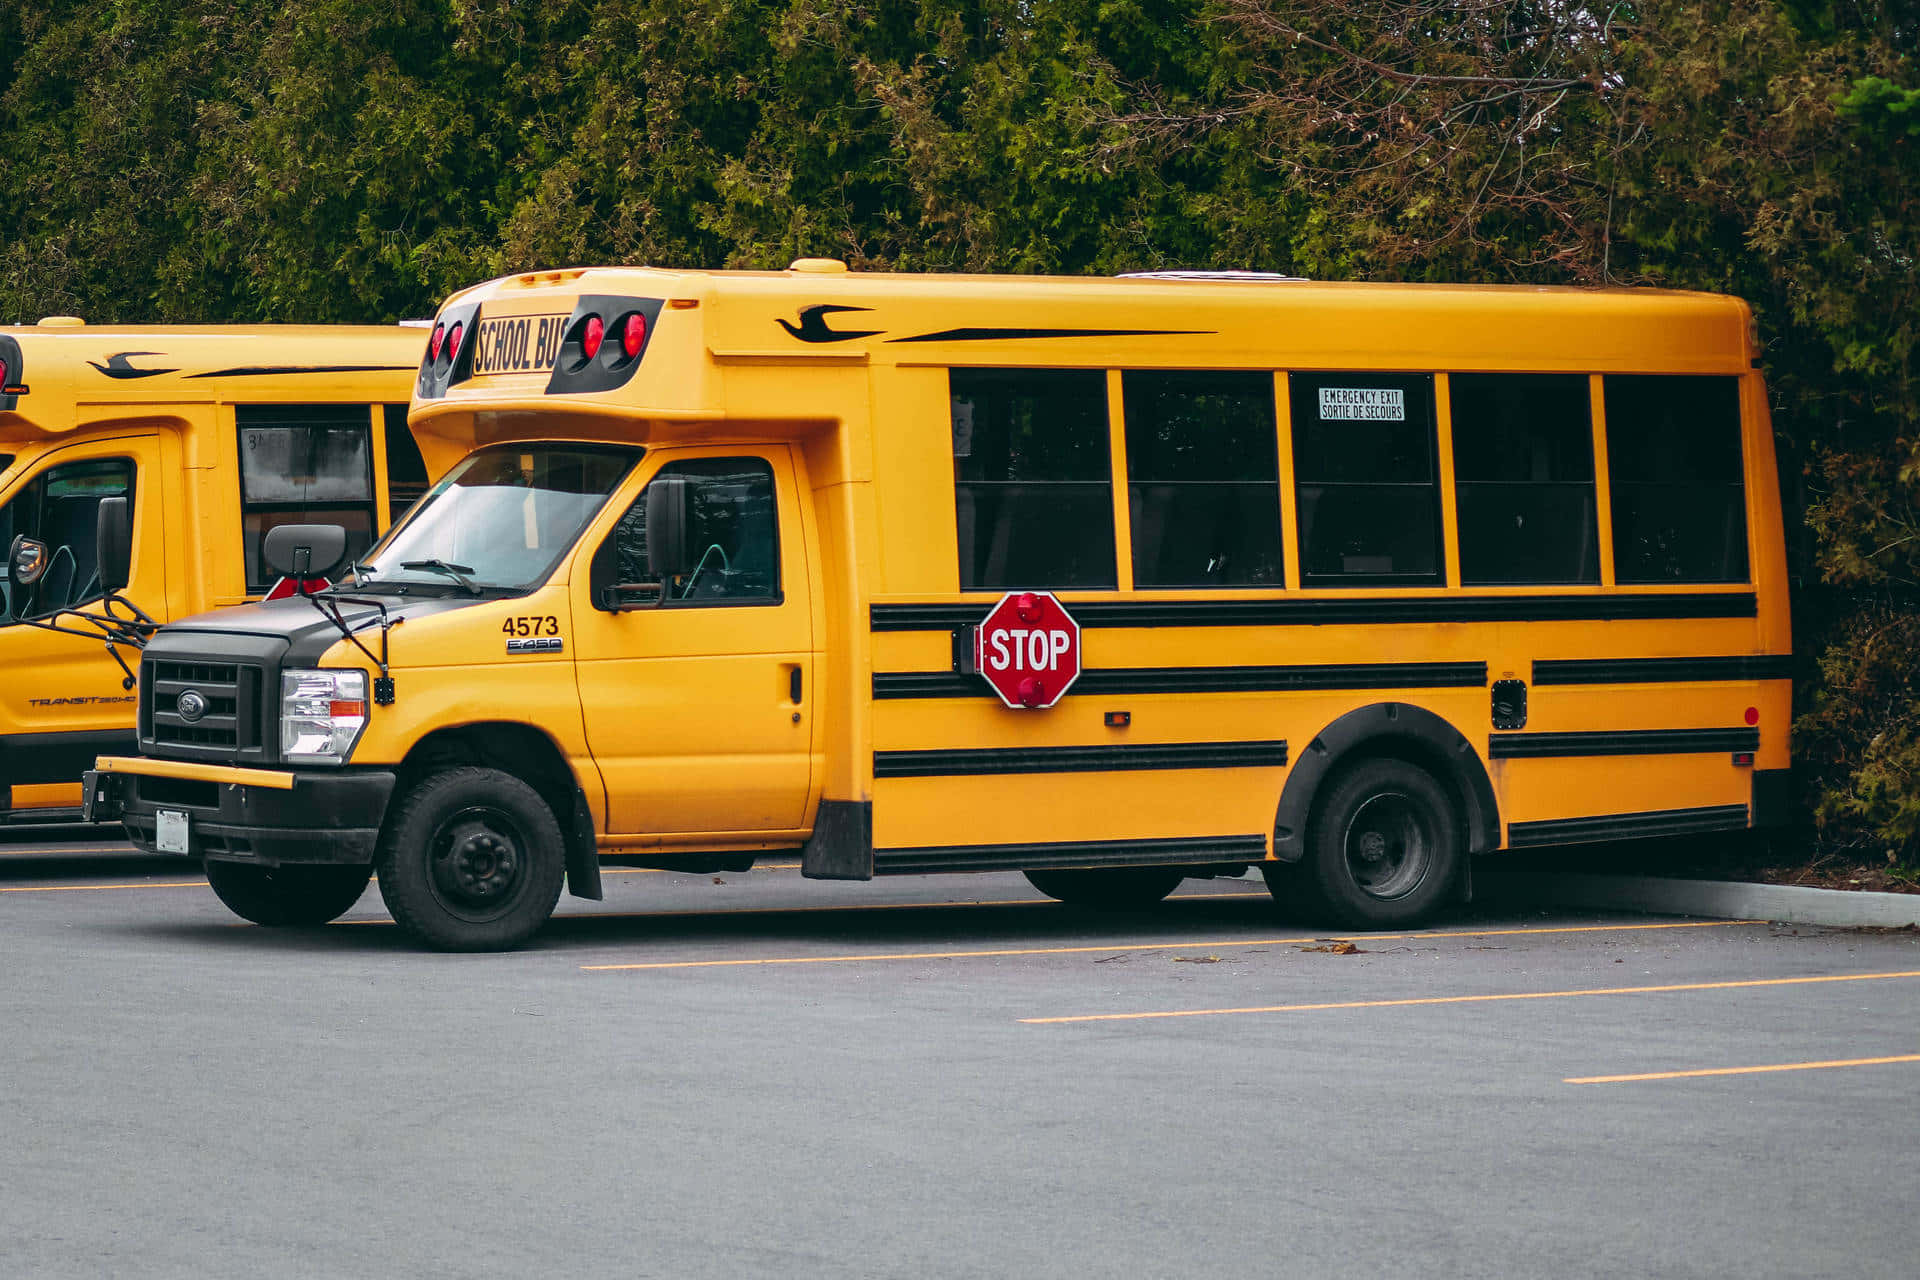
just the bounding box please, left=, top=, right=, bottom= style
left=89, top=262, right=1790, bottom=949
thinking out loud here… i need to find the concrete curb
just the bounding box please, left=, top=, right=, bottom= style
left=1478, top=871, right=1920, bottom=929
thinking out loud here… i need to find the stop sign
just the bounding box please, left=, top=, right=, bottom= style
left=973, top=591, right=1082, bottom=710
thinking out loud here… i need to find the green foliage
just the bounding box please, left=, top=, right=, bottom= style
left=1, top=1, right=1918, bottom=856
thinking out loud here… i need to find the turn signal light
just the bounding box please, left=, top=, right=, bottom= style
left=329, top=699, right=368, bottom=718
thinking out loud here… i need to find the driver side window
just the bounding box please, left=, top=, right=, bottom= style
left=0, top=457, right=135, bottom=623
left=604, top=458, right=781, bottom=606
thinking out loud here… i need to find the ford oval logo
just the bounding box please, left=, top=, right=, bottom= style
left=176, top=690, right=209, bottom=723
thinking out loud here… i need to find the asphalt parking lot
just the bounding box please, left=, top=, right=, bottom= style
left=3, top=829, right=1916, bottom=1279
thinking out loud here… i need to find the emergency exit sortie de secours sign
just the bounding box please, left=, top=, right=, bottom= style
left=973, top=591, right=1082, bottom=710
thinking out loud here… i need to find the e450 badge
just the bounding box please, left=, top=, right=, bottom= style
left=504, top=615, right=563, bottom=655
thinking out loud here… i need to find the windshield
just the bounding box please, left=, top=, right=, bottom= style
left=353, top=443, right=640, bottom=594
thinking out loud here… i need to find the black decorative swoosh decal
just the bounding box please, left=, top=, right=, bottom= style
left=88, top=352, right=178, bottom=379
left=888, top=327, right=1212, bottom=343
left=184, top=364, right=417, bottom=378
left=777, top=305, right=883, bottom=344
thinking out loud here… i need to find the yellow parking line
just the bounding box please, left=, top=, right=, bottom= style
left=1567, top=1053, right=1920, bottom=1084
left=1020, top=970, right=1920, bottom=1024
left=0, top=880, right=205, bottom=893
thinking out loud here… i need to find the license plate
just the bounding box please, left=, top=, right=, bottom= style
left=155, top=809, right=190, bottom=854
left=471, top=313, right=571, bottom=376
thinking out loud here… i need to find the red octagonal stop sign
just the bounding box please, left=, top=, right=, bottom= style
left=973, top=591, right=1081, bottom=710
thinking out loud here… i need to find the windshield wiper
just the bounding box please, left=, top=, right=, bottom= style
left=400, top=559, right=483, bottom=595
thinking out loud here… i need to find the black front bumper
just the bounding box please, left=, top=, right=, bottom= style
left=90, top=767, right=396, bottom=866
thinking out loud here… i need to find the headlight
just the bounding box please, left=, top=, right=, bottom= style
left=281, top=668, right=369, bottom=764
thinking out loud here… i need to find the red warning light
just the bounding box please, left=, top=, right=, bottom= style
left=621, top=313, right=646, bottom=359
left=428, top=324, right=444, bottom=362
left=581, top=315, right=605, bottom=360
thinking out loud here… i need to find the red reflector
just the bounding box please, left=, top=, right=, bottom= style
left=263, top=576, right=332, bottom=601
left=1732, top=751, right=1755, bottom=767
left=329, top=700, right=368, bottom=718
left=581, top=315, right=605, bottom=359
left=0, top=359, right=8, bottom=386
left=621, top=312, right=646, bottom=358
left=1743, top=705, right=1760, bottom=726
left=428, top=323, right=445, bottom=361
left=446, top=322, right=464, bottom=359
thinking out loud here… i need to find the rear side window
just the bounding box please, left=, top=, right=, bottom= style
left=1123, top=371, right=1283, bottom=587
left=1451, top=374, right=1599, bottom=585
left=952, top=368, right=1116, bottom=590
left=1290, top=372, right=1442, bottom=587
left=237, top=405, right=376, bottom=592
left=1604, top=375, right=1748, bottom=583
left=382, top=405, right=431, bottom=522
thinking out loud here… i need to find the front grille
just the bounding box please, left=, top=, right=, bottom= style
left=145, top=659, right=264, bottom=753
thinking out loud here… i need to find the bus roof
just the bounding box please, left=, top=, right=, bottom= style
left=0, top=323, right=426, bottom=444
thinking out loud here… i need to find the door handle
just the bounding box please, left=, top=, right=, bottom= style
left=789, top=666, right=803, bottom=703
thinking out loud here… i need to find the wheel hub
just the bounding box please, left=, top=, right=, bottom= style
left=433, top=816, right=523, bottom=907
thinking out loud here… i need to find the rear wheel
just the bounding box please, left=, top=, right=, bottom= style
left=1024, top=867, right=1185, bottom=909
left=204, top=860, right=372, bottom=927
left=375, top=767, right=565, bottom=951
left=1294, top=758, right=1462, bottom=930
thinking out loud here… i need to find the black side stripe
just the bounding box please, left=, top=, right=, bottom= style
left=184, top=364, right=418, bottom=378
left=1533, top=655, right=1793, bottom=685
left=875, top=739, right=1288, bottom=778
left=874, top=834, right=1267, bottom=875
left=874, top=661, right=1488, bottom=700
left=871, top=593, right=1758, bottom=632
left=886, top=327, right=1212, bottom=344
left=1488, top=728, right=1758, bottom=759
left=1507, top=804, right=1749, bottom=847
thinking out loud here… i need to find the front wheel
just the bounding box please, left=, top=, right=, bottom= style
left=1296, top=758, right=1462, bottom=930
left=1024, top=867, right=1186, bottom=909
left=374, top=767, right=566, bottom=951
left=204, top=860, right=372, bottom=926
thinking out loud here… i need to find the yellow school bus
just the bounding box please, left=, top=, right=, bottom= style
left=0, top=319, right=432, bottom=824
left=87, top=263, right=1790, bottom=949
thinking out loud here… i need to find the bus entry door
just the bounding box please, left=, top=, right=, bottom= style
left=570, top=448, right=814, bottom=836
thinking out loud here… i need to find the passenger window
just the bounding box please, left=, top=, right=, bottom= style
left=382, top=405, right=431, bottom=522
left=237, top=405, right=377, bottom=592
left=1290, top=372, right=1442, bottom=586
left=1451, top=373, right=1599, bottom=585
left=604, top=458, right=781, bottom=605
left=1604, top=375, right=1748, bottom=583
left=952, top=368, right=1116, bottom=590
left=1123, top=371, right=1283, bottom=588
left=0, top=456, right=135, bottom=623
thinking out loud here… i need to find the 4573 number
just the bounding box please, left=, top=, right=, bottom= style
left=502, top=615, right=560, bottom=638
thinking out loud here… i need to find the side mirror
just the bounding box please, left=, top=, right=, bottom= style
left=96, top=497, right=132, bottom=594
left=645, top=474, right=693, bottom=582
left=8, top=534, right=49, bottom=587
left=261, top=523, right=349, bottom=582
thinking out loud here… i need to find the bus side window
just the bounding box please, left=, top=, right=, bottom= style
left=951, top=368, right=1116, bottom=590
left=1123, top=370, right=1284, bottom=588
left=0, top=457, right=135, bottom=623
left=382, top=405, right=431, bottom=522
left=236, top=405, right=377, bottom=593
left=603, top=458, right=782, bottom=605
left=1451, top=373, right=1600, bottom=585
left=1604, top=375, right=1748, bottom=583
left=1290, top=372, right=1443, bottom=588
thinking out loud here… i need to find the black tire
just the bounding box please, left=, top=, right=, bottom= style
left=1297, top=757, right=1462, bottom=930
left=1024, top=867, right=1186, bottom=909
left=374, top=767, right=566, bottom=952
left=204, top=860, right=372, bottom=927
